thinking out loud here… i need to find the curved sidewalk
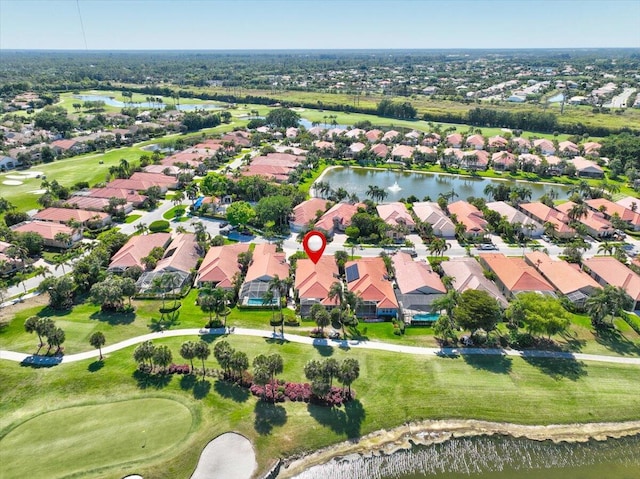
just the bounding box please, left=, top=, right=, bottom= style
left=1, top=327, right=639, bottom=366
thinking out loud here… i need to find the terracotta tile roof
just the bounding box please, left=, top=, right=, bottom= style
left=446, top=133, right=463, bottom=146
left=486, top=201, right=542, bottom=231
left=196, top=243, right=250, bottom=287
left=109, top=233, right=172, bottom=271
left=345, top=257, right=398, bottom=309
left=465, top=134, right=485, bottom=148
left=447, top=201, right=487, bottom=234
left=313, top=140, right=334, bottom=150
left=533, top=138, right=555, bottom=153
left=371, top=143, right=389, bottom=158
left=34, top=207, right=109, bottom=224
left=244, top=243, right=289, bottom=283
left=558, top=141, right=579, bottom=153
left=512, top=137, right=531, bottom=149
left=615, top=196, right=640, bottom=212
left=65, top=196, right=119, bottom=212
left=519, top=202, right=575, bottom=235
left=583, top=142, right=602, bottom=156
left=382, top=130, right=400, bottom=142
left=587, top=198, right=640, bottom=227
left=479, top=253, right=555, bottom=294
left=349, top=142, right=366, bottom=153
left=572, top=156, right=603, bottom=174
left=440, top=257, right=508, bottom=307
left=87, top=188, right=147, bottom=204
left=154, top=233, right=201, bottom=274
left=344, top=128, right=365, bottom=139
left=315, top=202, right=364, bottom=233
left=525, top=251, right=600, bottom=295
left=488, top=135, right=508, bottom=148
left=51, top=139, right=78, bottom=150
left=412, top=202, right=455, bottom=235
left=376, top=202, right=415, bottom=228
left=294, top=256, right=340, bottom=307
left=251, top=153, right=303, bottom=168
left=130, top=172, right=178, bottom=187
left=556, top=202, right=613, bottom=235
left=11, top=221, right=76, bottom=241
left=491, top=151, right=516, bottom=167
left=291, top=198, right=329, bottom=228
left=583, top=256, right=640, bottom=301
left=365, top=129, right=383, bottom=142
left=391, top=145, right=414, bottom=159
left=393, top=252, right=445, bottom=295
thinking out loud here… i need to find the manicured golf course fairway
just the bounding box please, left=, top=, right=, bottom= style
left=0, top=398, right=193, bottom=479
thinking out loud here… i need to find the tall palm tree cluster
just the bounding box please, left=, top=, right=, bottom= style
left=24, top=316, right=65, bottom=354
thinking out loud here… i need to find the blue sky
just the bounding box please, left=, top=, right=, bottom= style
left=1, top=0, right=639, bottom=50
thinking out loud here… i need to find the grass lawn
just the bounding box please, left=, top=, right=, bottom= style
left=1, top=334, right=640, bottom=479
left=1, top=397, right=193, bottom=479
left=162, top=205, right=187, bottom=220
left=124, top=214, right=142, bottom=223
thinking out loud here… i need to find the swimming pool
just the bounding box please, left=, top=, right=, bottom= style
left=246, top=298, right=276, bottom=306
left=411, top=313, right=440, bottom=323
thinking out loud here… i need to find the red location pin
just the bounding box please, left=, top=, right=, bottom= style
left=303, top=231, right=327, bottom=264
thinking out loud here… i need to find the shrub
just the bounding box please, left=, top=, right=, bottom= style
left=149, top=220, right=170, bottom=232
left=167, top=363, right=191, bottom=374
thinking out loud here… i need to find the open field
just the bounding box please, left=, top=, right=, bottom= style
left=1, top=334, right=640, bottom=479
left=1, top=397, right=193, bottom=479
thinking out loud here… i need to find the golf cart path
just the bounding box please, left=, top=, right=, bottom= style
left=2, top=327, right=640, bottom=366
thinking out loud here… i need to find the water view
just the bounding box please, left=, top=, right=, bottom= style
left=299, top=118, right=350, bottom=130
left=291, top=434, right=640, bottom=479
left=318, top=167, right=567, bottom=202
left=73, top=94, right=222, bottom=111
left=548, top=93, right=565, bottom=103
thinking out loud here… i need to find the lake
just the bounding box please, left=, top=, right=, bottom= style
left=548, top=93, right=565, bottom=103
left=299, top=118, right=350, bottom=130
left=73, top=94, right=222, bottom=111
left=290, top=434, right=640, bottom=479
left=318, top=167, right=567, bottom=202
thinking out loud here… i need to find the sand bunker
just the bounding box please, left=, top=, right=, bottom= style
left=5, top=175, right=26, bottom=180
left=122, top=476, right=143, bottom=479
left=2, top=180, right=23, bottom=186
left=16, top=171, right=43, bottom=179
left=191, top=433, right=256, bottom=479
left=29, top=189, right=48, bottom=194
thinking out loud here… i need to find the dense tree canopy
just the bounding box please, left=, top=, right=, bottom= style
left=453, top=289, right=502, bottom=333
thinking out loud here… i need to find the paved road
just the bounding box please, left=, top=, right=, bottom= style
left=2, top=327, right=639, bottom=366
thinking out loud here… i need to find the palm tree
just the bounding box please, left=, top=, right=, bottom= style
left=261, top=290, right=276, bottom=330
left=597, top=241, right=614, bottom=256
left=328, top=281, right=345, bottom=310
left=338, top=358, right=360, bottom=396
left=54, top=232, right=72, bottom=249
left=568, top=201, right=589, bottom=222
left=89, top=331, right=106, bottom=360
left=268, top=274, right=289, bottom=329
left=180, top=340, right=197, bottom=373
left=172, top=191, right=185, bottom=207
left=194, top=341, right=211, bottom=377
left=199, top=286, right=217, bottom=326
left=211, top=287, right=230, bottom=327
left=153, top=344, right=172, bottom=373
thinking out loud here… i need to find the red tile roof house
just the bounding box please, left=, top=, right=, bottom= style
left=382, top=130, right=400, bottom=143
left=440, top=257, right=508, bottom=307
left=371, top=143, right=389, bottom=159
left=586, top=198, right=640, bottom=231
left=347, top=142, right=366, bottom=157
left=51, top=139, right=86, bottom=155
left=344, top=128, right=365, bottom=140
left=153, top=233, right=201, bottom=275
left=517, top=202, right=576, bottom=239
left=478, top=253, right=555, bottom=299
left=460, top=150, right=489, bottom=171
left=422, top=132, right=441, bottom=146
left=391, top=145, right=414, bottom=162
left=487, top=135, right=508, bottom=150
left=533, top=139, right=556, bottom=155
left=108, top=233, right=172, bottom=273
left=33, top=207, right=111, bottom=229
left=294, top=256, right=340, bottom=317
left=486, top=201, right=544, bottom=237
left=447, top=201, right=488, bottom=238
left=465, top=134, right=485, bottom=150
left=414, top=146, right=438, bottom=164
left=491, top=151, right=517, bottom=171
left=512, top=137, right=531, bottom=153
left=412, top=202, right=456, bottom=237
left=365, top=129, right=383, bottom=142
left=445, top=133, right=463, bottom=148
left=11, top=221, right=82, bottom=249
left=345, top=257, right=398, bottom=320
left=65, top=195, right=134, bottom=214
left=582, top=256, right=640, bottom=310
left=392, top=252, right=446, bottom=321
left=221, top=131, right=251, bottom=148
left=558, top=141, right=579, bottom=157
left=525, top=251, right=601, bottom=307
left=289, top=198, right=329, bottom=232
left=0, top=240, right=22, bottom=275
left=239, top=243, right=289, bottom=306
left=86, top=187, right=147, bottom=207
left=195, top=243, right=250, bottom=288
left=582, top=141, right=602, bottom=157
left=314, top=202, right=365, bottom=238
left=376, top=202, right=416, bottom=241
left=130, top=171, right=179, bottom=188
left=441, top=148, right=465, bottom=167
left=556, top=201, right=614, bottom=238
left=572, top=156, right=604, bottom=178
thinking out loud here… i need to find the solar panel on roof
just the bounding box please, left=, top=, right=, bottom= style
left=345, top=264, right=359, bottom=283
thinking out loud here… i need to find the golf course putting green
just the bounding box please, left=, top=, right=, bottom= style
left=0, top=397, right=193, bottom=479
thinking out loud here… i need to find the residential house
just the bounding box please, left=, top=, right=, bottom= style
left=487, top=135, right=508, bottom=150
left=533, top=139, right=556, bottom=155
left=51, top=139, right=85, bottom=155
left=616, top=196, right=640, bottom=213
left=447, top=201, right=488, bottom=238
left=83, top=188, right=147, bottom=207
left=33, top=207, right=111, bottom=229
left=347, top=142, right=366, bottom=157
left=315, top=202, right=364, bottom=237
left=392, top=252, right=445, bottom=321
left=422, top=133, right=440, bottom=146
left=525, top=251, right=600, bottom=307
left=345, top=257, right=398, bottom=319
left=344, top=128, right=365, bottom=140
left=11, top=221, right=82, bottom=249
left=108, top=233, right=172, bottom=273
left=294, top=256, right=340, bottom=317
left=558, top=141, right=579, bottom=157
left=414, top=146, right=438, bottom=164
left=286, top=127, right=299, bottom=139
left=445, top=133, right=463, bottom=148
left=491, top=151, right=517, bottom=171
left=376, top=202, right=415, bottom=241
left=465, top=134, right=485, bottom=150
left=478, top=253, right=555, bottom=298
left=365, top=129, right=383, bottom=142
left=0, top=241, right=22, bottom=275
left=572, top=156, right=604, bottom=178
left=485, top=201, right=543, bottom=237
left=518, top=202, right=575, bottom=238
left=391, top=145, right=414, bottom=162
left=195, top=243, right=250, bottom=289
left=64, top=195, right=134, bottom=214
left=583, top=256, right=640, bottom=310
left=411, top=202, right=455, bottom=237
left=582, top=142, right=602, bottom=157
left=221, top=130, right=251, bottom=147
left=0, top=155, right=20, bottom=171
left=371, top=143, right=389, bottom=159
left=512, top=137, right=531, bottom=153
left=440, top=257, right=507, bottom=307
left=460, top=150, right=489, bottom=171
left=586, top=198, right=640, bottom=231
left=382, top=130, right=400, bottom=143
left=556, top=202, right=613, bottom=238
left=239, top=243, right=289, bottom=306
left=290, top=198, right=329, bottom=232
left=153, top=233, right=201, bottom=275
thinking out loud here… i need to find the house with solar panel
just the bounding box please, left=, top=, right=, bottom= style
left=345, top=257, right=398, bottom=319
